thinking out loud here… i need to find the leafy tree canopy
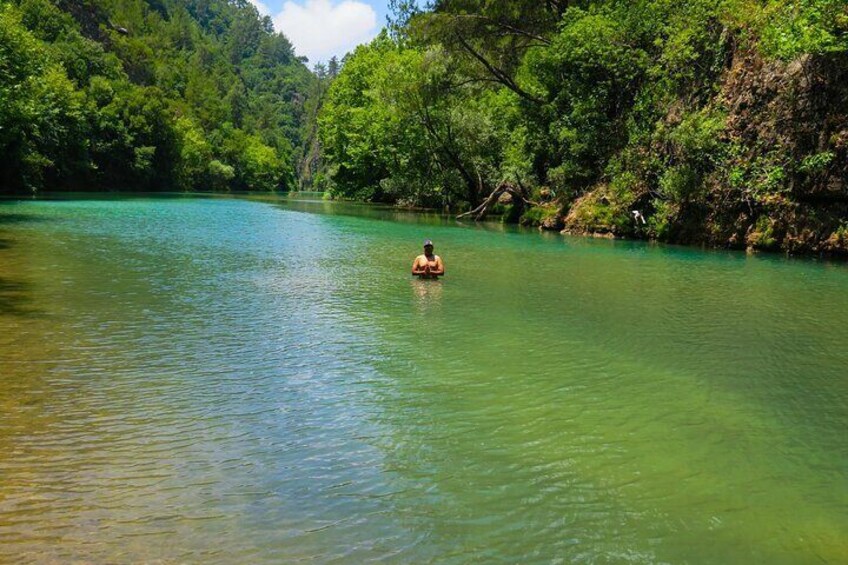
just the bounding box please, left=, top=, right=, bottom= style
left=0, top=0, right=316, bottom=193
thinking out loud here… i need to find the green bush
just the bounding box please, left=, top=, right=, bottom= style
left=747, top=215, right=779, bottom=249
left=520, top=205, right=559, bottom=226
left=799, top=151, right=835, bottom=174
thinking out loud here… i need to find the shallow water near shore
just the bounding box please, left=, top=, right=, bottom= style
left=1, top=195, right=847, bottom=563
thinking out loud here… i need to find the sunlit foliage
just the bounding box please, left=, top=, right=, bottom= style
left=319, top=0, right=848, bottom=252
left=0, top=0, right=314, bottom=193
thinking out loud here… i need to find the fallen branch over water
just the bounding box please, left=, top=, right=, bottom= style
left=457, top=181, right=539, bottom=221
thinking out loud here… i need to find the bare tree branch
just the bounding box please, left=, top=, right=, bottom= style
left=457, top=180, right=539, bottom=221
left=453, top=34, right=546, bottom=104
left=450, top=14, right=552, bottom=46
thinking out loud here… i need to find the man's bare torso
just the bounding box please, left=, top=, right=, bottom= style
left=412, top=253, right=444, bottom=278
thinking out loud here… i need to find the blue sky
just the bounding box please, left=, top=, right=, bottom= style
left=250, top=0, right=391, bottom=64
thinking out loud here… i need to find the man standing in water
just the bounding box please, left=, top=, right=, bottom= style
left=412, top=239, right=444, bottom=279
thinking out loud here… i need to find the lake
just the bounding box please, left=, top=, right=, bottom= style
left=1, top=195, right=846, bottom=563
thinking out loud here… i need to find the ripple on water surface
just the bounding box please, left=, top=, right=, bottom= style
left=0, top=197, right=847, bottom=564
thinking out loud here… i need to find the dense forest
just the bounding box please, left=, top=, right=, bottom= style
left=319, top=0, right=848, bottom=255
left=3, top=0, right=847, bottom=254
left=0, top=0, right=316, bottom=193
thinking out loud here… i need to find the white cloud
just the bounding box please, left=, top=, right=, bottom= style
left=249, top=0, right=271, bottom=16
left=272, top=0, right=378, bottom=63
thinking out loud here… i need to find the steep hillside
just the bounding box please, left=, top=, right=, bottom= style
left=0, top=0, right=316, bottom=193
left=563, top=45, right=848, bottom=256
left=319, top=0, right=848, bottom=256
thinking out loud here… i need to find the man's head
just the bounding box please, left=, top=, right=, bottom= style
left=423, top=239, right=434, bottom=253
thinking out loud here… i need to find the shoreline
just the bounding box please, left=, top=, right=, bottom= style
left=2, top=191, right=847, bottom=263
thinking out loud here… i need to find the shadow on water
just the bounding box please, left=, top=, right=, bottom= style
left=0, top=277, right=36, bottom=317
left=0, top=213, right=51, bottom=225
left=0, top=218, right=38, bottom=316
left=0, top=200, right=54, bottom=226
left=270, top=196, right=551, bottom=238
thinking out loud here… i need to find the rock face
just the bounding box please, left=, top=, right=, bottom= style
left=713, top=50, right=848, bottom=255
left=540, top=215, right=564, bottom=231
left=558, top=47, right=848, bottom=256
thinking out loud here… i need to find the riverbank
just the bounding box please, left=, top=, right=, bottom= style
left=316, top=5, right=847, bottom=261
left=5, top=190, right=848, bottom=261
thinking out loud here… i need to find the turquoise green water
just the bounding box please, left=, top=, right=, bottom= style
left=1, top=196, right=846, bottom=563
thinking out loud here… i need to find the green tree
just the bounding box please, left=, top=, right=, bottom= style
left=0, top=4, right=88, bottom=192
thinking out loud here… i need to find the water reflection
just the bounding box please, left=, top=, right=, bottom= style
left=270, top=195, right=542, bottom=237
left=410, top=278, right=443, bottom=312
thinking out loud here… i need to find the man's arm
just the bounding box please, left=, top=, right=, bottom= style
left=411, top=256, right=428, bottom=275
left=430, top=256, right=445, bottom=276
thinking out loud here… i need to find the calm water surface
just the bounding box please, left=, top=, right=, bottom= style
left=1, top=196, right=846, bottom=563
